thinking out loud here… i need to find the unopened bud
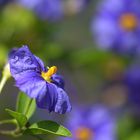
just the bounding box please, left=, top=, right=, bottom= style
left=0, top=63, right=11, bottom=94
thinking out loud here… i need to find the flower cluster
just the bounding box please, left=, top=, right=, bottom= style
left=0, top=0, right=11, bottom=8
left=92, top=0, right=140, bottom=54
left=18, top=0, right=63, bottom=21
left=8, top=46, right=71, bottom=114
left=63, top=105, right=116, bottom=140
left=124, top=64, right=140, bottom=108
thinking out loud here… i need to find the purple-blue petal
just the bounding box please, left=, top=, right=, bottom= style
left=34, top=0, right=63, bottom=21
left=8, top=45, right=45, bottom=80
left=124, top=64, right=140, bottom=106
left=16, top=71, right=46, bottom=98
left=92, top=0, right=140, bottom=54
left=36, top=83, right=58, bottom=112
left=0, top=0, right=11, bottom=7
left=34, top=55, right=46, bottom=72
left=52, top=74, right=65, bottom=89
left=18, top=0, right=63, bottom=21
left=63, top=105, right=116, bottom=140
left=54, top=87, right=72, bottom=114
left=36, top=83, right=71, bottom=114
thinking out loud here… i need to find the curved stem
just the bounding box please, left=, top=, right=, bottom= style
left=0, top=119, right=17, bottom=125
left=0, top=130, right=15, bottom=136
left=0, top=129, right=22, bottom=137
left=0, top=120, right=23, bottom=137
left=0, top=63, right=11, bottom=94
left=0, top=76, right=7, bottom=94
left=0, top=119, right=23, bottom=137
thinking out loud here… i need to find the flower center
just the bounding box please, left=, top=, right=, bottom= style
left=41, top=66, right=57, bottom=82
left=75, top=127, right=93, bottom=140
left=120, top=13, right=137, bottom=31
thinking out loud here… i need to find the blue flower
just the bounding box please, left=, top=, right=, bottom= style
left=124, top=64, right=140, bottom=109
left=92, top=0, right=140, bottom=54
left=18, top=0, right=63, bottom=21
left=8, top=45, right=71, bottom=114
left=0, top=0, right=11, bottom=8
left=62, top=105, right=116, bottom=140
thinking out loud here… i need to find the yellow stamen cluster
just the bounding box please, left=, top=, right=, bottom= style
left=41, top=66, right=57, bottom=82
left=75, top=127, right=93, bottom=140
left=120, top=13, right=137, bottom=31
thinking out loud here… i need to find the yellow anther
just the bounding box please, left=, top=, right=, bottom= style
left=75, top=127, right=93, bottom=140
left=120, top=13, right=137, bottom=31
left=41, top=66, right=57, bottom=82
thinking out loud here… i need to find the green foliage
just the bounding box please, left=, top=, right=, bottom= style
left=117, top=115, right=140, bottom=140
left=0, top=44, right=8, bottom=66
left=5, top=108, right=27, bottom=128
left=128, top=130, right=140, bottom=140
left=70, top=48, right=127, bottom=69
left=16, top=92, right=36, bottom=119
left=1, top=93, right=72, bottom=139
left=117, top=114, right=136, bottom=140
left=24, top=120, right=72, bottom=137
left=1, top=4, right=35, bottom=33
left=5, top=108, right=72, bottom=138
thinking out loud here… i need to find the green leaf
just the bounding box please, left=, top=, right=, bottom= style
left=24, top=120, right=72, bottom=137
left=128, top=130, right=140, bottom=140
left=117, top=114, right=134, bottom=140
left=5, top=108, right=27, bottom=128
left=16, top=92, right=36, bottom=119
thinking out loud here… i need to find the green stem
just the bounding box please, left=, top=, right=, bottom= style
left=0, top=76, right=7, bottom=94
left=0, top=128, right=22, bottom=137
left=0, top=120, right=23, bottom=137
left=0, top=119, right=17, bottom=125
left=0, top=119, right=22, bottom=137
left=0, top=130, right=15, bottom=136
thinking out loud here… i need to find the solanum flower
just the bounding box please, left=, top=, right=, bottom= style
left=124, top=64, right=140, bottom=110
left=63, top=105, right=116, bottom=140
left=18, top=0, right=63, bottom=21
left=92, top=0, right=140, bottom=54
left=8, top=45, right=71, bottom=114
left=0, top=0, right=10, bottom=8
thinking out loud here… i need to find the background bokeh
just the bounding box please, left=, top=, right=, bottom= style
left=0, top=0, right=140, bottom=140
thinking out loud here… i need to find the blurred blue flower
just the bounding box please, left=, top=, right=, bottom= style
left=0, top=0, right=11, bottom=8
left=18, top=0, right=63, bottom=21
left=92, top=0, right=140, bottom=54
left=63, top=105, right=116, bottom=140
left=124, top=64, right=140, bottom=108
left=8, top=46, right=71, bottom=114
